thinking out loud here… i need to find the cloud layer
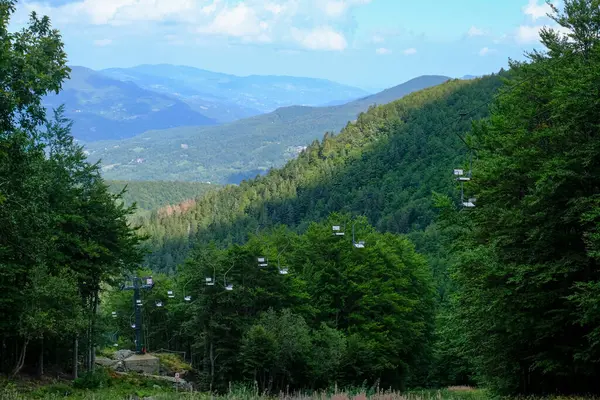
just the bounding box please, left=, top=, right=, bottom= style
left=18, top=0, right=372, bottom=51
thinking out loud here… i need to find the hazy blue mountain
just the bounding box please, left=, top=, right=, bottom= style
left=43, top=66, right=218, bottom=142
left=101, top=64, right=371, bottom=115
left=85, top=75, right=451, bottom=184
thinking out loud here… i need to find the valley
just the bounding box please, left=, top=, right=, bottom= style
left=85, top=75, right=451, bottom=183
left=2, top=1, right=599, bottom=399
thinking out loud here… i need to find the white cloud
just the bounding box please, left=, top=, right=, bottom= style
left=403, top=47, right=417, bottom=55
left=514, top=22, right=570, bottom=44
left=515, top=25, right=544, bottom=43
left=93, top=38, right=113, bottom=46
left=478, top=47, right=495, bottom=56
left=291, top=26, right=347, bottom=51
left=523, top=0, right=553, bottom=21
left=467, top=26, right=485, bottom=37
left=19, top=0, right=372, bottom=50
left=320, top=0, right=373, bottom=17
left=197, top=3, right=269, bottom=40
left=375, top=47, right=391, bottom=55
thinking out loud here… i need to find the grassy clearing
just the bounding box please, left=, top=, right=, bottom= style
left=0, top=382, right=491, bottom=400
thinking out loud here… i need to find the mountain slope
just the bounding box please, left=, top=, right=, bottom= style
left=106, top=180, right=218, bottom=211
left=43, top=66, right=218, bottom=142
left=101, top=64, right=370, bottom=114
left=85, top=75, right=452, bottom=183
left=131, top=73, right=504, bottom=272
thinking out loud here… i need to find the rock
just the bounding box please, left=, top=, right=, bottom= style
left=95, top=356, right=117, bottom=368
left=115, top=361, right=126, bottom=372
left=123, top=354, right=160, bottom=375
left=114, top=349, right=135, bottom=360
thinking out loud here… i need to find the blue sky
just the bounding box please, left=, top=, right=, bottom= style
left=12, top=0, right=566, bottom=91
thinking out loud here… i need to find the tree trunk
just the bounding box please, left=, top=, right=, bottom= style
left=209, top=341, right=215, bottom=389
left=11, top=338, right=29, bottom=377
left=73, top=335, right=78, bottom=380
left=90, top=290, right=99, bottom=370
left=37, top=335, right=44, bottom=377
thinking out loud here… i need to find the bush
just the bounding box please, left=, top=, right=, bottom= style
left=73, top=368, right=112, bottom=389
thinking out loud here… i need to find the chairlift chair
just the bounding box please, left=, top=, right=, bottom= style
left=278, top=267, right=289, bottom=275
left=332, top=225, right=345, bottom=236
left=257, top=257, right=268, bottom=267
left=167, top=290, right=175, bottom=298
left=205, top=277, right=215, bottom=286
left=111, top=311, right=117, bottom=318
left=136, top=299, right=142, bottom=306
left=225, top=284, right=233, bottom=291
left=184, top=295, right=192, bottom=302
left=155, top=300, right=163, bottom=307
left=352, top=222, right=366, bottom=249
left=462, top=198, right=476, bottom=208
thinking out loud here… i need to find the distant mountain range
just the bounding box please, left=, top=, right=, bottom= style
left=85, top=75, right=451, bottom=184
left=43, top=66, right=218, bottom=142
left=101, top=64, right=370, bottom=116
left=44, top=64, right=371, bottom=142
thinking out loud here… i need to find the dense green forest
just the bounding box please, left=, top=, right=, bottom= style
left=106, top=180, right=217, bottom=211
left=3, top=0, right=600, bottom=399
left=135, top=74, right=503, bottom=273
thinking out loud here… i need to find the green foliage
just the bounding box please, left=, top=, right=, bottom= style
left=72, top=369, right=111, bottom=390
left=104, top=216, right=435, bottom=392
left=446, top=0, right=600, bottom=395
left=0, top=2, right=143, bottom=377
left=105, top=180, right=218, bottom=212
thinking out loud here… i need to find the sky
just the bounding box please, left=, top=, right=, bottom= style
left=11, top=0, right=567, bottom=91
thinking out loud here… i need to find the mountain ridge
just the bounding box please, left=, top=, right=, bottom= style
left=100, top=64, right=371, bottom=115
left=85, top=74, right=452, bottom=183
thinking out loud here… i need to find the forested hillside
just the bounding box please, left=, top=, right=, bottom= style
left=136, top=74, right=503, bottom=272
left=106, top=180, right=218, bottom=211
left=85, top=75, right=450, bottom=184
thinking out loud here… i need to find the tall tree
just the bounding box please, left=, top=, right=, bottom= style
left=451, top=0, right=600, bottom=394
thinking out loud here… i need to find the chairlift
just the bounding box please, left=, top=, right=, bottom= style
left=225, top=284, right=233, bottom=291
left=111, top=311, right=117, bottom=318
left=131, top=323, right=136, bottom=329
left=167, top=290, right=175, bottom=298
left=462, top=198, right=476, bottom=208
left=155, top=300, right=163, bottom=307
left=352, top=222, right=366, bottom=249
left=136, top=299, right=142, bottom=306
left=278, top=267, right=289, bottom=275
left=332, top=225, right=345, bottom=236
left=257, top=257, right=268, bottom=267
left=205, top=277, right=215, bottom=286
left=184, top=295, right=192, bottom=302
